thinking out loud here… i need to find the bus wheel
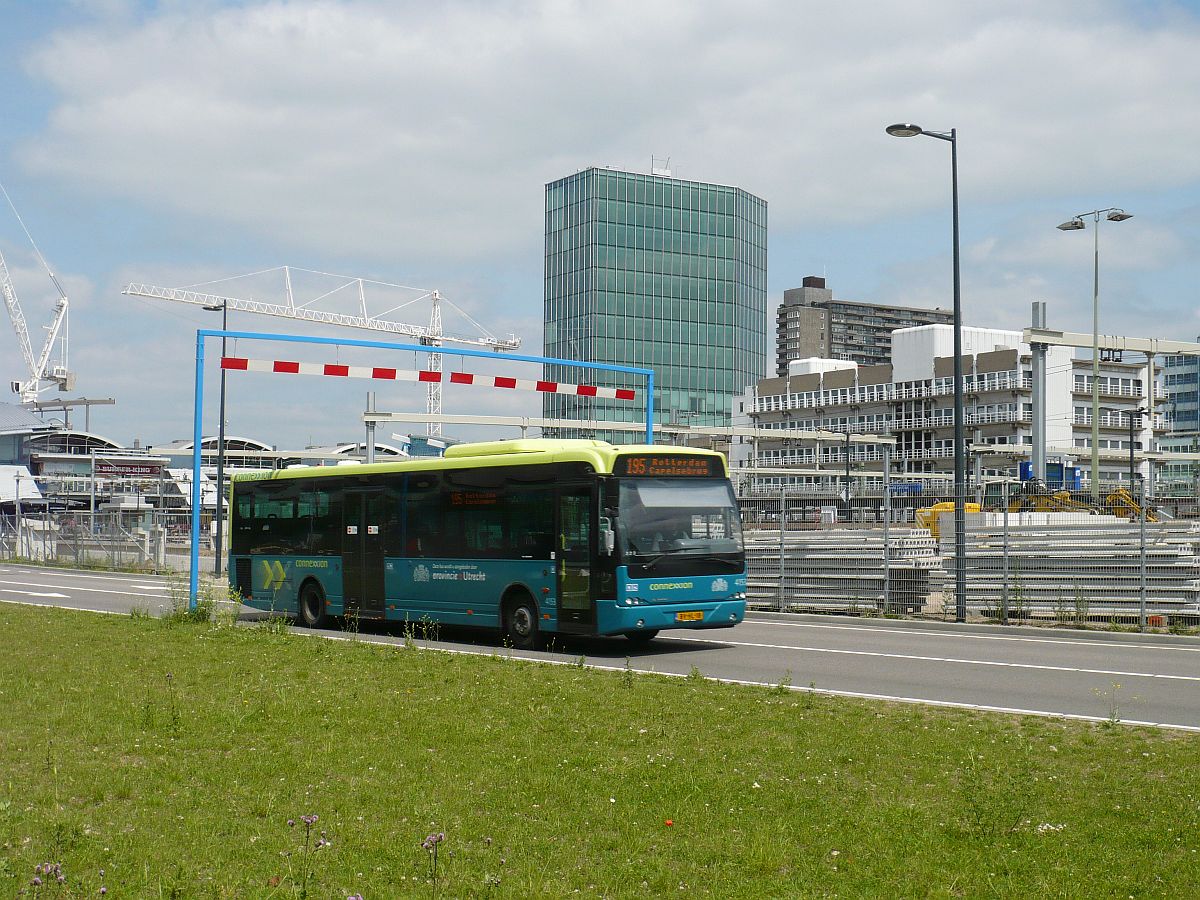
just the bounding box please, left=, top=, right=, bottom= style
left=505, top=595, right=540, bottom=651
left=298, top=582, right=328, bottom=629
left=625, top=630, right=659, bottom=645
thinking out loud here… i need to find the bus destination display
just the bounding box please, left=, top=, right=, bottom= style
left=615, top=455, right=722, bottom=478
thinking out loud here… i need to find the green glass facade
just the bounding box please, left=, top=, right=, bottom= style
left=543, top=167, right=767, bottom=439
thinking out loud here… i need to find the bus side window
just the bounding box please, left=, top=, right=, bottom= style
left=505, top=487, right=552, bottom=557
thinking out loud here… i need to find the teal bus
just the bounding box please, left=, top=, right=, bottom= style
left=229, top=439, right=747, bottom=647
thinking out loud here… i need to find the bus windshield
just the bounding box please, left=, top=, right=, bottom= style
left=617, top=478, right=744, bottom=561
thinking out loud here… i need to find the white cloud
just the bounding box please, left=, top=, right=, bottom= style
left=7, top=1, right=1200, bottom=445
left=18, top=1, right=1200, bottom=266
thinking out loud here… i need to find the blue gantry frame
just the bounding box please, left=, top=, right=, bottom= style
left=188, top=328, right=656, bottom=608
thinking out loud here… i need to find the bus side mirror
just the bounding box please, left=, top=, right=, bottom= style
left=598, top=517, right=616, bottom=555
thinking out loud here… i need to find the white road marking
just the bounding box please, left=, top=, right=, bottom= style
left=747, top=615, right=1200, bottom=653
left=303, top=630, right=1200, bottom=733
left=0, top=567, right=170, bottom=583
left=4, top=600, right=1197, bottom=732
left=0, top=579, right=172, bottom=598
left=0, top=589, right=68, bottom=598
left=677, top=635, right=1200, bottom=682
left=683, top=674, right=1200, bottom=734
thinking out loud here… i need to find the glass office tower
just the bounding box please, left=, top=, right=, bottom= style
left=543, top=167, right=767, bottom=440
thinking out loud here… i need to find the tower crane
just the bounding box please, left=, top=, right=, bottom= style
left=1, top=181, right=74, bottom=404
left=123, top=266, right=521, bottom=436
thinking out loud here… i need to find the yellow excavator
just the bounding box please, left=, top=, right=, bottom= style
left=981, top=479, right=1159, bottom=522
left=918, top=480, right=1160, bottom=537
left=914, top=501, right=982, bottom=539
left=1104, top=486, right=1160, bottom=523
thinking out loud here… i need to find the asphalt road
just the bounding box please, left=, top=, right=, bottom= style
left=3, top=562, right=1199, bottom=732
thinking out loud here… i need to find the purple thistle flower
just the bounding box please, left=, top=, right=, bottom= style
left=31, top=877, right=42, bottom=887
left=287, top=819, right=295, bottom=827
left=101, top=889, right=107, bottom=895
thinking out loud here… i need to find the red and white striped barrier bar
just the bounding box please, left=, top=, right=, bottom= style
left=220, top=357, right=637, bottom=401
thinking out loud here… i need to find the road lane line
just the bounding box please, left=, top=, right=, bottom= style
left=0, top=579, right=172, bottom=598
left=302, top=630, right=1200, bottom=733
left=0, top=589, right=68, bottom=598
left=5, top=602, right=1197, bottom=732
left=747, top=616, right=1200, bottom=653
left=0, top=568, right=171, bottom=583
left=674, top=636, right=1200, bottom=682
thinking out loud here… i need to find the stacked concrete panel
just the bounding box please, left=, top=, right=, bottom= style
left=936, top=517, right=1200, bottom=617
left=745, top=528, right=943, bottom=613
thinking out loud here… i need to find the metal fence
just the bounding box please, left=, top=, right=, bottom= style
left=5, top=473, right=1200, bottom=630
left=740, top=477, right=1200, bottom=629
left=0, top=508, right=209, bottom=573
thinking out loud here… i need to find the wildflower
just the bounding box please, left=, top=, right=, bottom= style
left=101, top=889, right=108, bottom=895
left=32, top=876, right=42, bottom=887
left=421, top=831, right=445, bottom=851
left=287, top=819, right=295, bottom=828
left=665, top=819, right=674, bottom=826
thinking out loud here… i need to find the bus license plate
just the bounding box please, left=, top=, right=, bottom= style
left=676, top=611, right=704, bottom=622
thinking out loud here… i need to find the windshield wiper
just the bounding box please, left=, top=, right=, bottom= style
left=632, top=549, right=739, bottom=570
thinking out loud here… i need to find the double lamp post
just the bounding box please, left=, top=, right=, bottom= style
left=1056, top=208, right=1133, bottom=501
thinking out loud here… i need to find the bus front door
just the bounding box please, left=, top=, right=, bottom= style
left=343, top=490, right=386, bottom=619
left=556, top=487, right=593, bottom=633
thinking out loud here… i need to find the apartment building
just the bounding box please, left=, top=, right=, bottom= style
left=774, top=276, right=954, bottom=375
left=735, top=325, right=1159, bottom=489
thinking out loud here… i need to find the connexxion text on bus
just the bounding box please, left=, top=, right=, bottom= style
left=229, top=439, right=747, bottom=647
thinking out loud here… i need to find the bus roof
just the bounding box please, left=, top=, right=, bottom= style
left=231, top=438, right=729, bottom=483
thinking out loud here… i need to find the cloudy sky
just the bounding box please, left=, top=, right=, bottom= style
left=1, top=0, right=1198, bottom=449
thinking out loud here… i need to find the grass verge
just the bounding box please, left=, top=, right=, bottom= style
left=0, top=604, right=1197, bottom=897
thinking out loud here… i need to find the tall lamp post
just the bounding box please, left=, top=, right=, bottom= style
left=1127, top=407, right=1146, bottom=487
left=886, top=122, right=966, bottom=623
left=1056, top=208, right=1133, bottom=502
left=204, top=300, right=229, bottom=577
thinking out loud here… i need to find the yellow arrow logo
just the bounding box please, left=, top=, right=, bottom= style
left=260, top=559, right=286, bottom=590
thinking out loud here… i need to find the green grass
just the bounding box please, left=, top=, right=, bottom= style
left=1, top=605, right=1198, bottom=898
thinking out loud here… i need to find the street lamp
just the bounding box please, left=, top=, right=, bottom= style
left=844, top=404, right=860, bottom=508
left=1100, top=404, right=1147, bottom=487
left=1057, top=207, right=1133, bottom=501
left=203, top=300, right=229, bottom=577
left=886, top=122, right=966, bottom=623
left=1127, top=407, right=1146, bottom=487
